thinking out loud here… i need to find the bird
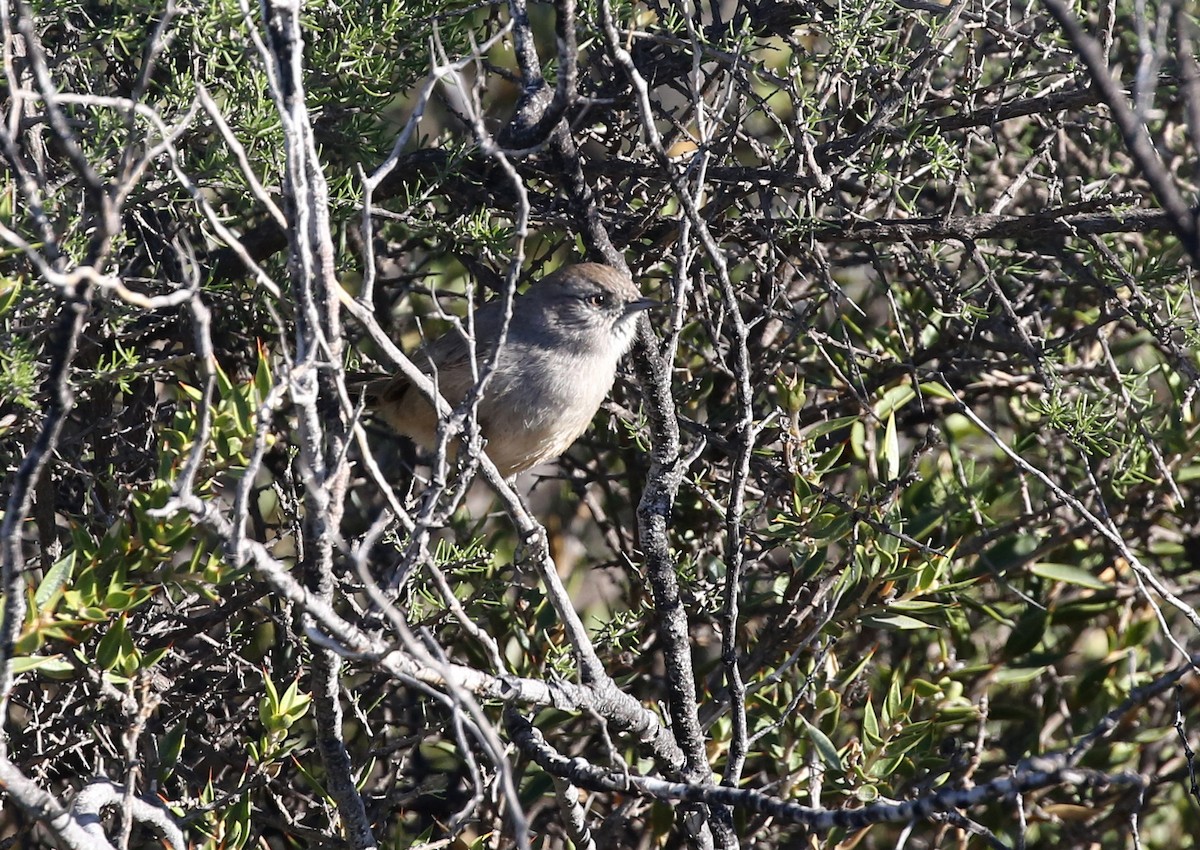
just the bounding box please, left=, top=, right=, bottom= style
left=364, top=263, right=657, bottom=477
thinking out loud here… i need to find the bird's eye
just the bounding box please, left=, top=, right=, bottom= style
left=587, top=292, right=608, bottom=308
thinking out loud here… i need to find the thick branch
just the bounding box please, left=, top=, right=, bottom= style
left=261, top=1, right=369, bottom=846
left=507, top=708, right=1144, bottom=833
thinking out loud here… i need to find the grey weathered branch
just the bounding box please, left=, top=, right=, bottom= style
left=595, top=2, right=738, bottom=847
left=1041, top=0, right=1199, bottom=264
left=71, top=779, right=186, bottom=850
left=507, top=707, right=1145, bottom=833
left=167, top=488, right=686, bottom=766
left=0, top=75, right=97, bottom=850
left=259, top=0, right=371, bottom=846
left=0, top=760, right=112, bottom=850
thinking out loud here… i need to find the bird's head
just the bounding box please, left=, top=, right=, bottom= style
left=527, top=263, right=659, bottom=355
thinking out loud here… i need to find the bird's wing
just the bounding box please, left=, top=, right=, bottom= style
left=365, top=303, right=507, bottom=408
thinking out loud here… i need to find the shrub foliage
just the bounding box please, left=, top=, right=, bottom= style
left=1, top=0, right=1199, bottom=847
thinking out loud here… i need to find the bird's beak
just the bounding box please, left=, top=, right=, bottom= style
left=624, top=297, right=663, bottom=317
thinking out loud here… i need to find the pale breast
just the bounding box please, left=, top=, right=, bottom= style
left=377, top=332, right=625, bottom=476
left=477, top=344, right=620, bottom=473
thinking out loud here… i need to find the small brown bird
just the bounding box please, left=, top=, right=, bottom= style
left=367, top=263, right=657, bottom=476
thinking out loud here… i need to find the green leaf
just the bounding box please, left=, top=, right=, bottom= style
left=0, top=275, right=21, bottom=316
left=225, top=791, right=253, bottom=850
left=871, top=752, right=908, bottom=778
left=279, top=678, right=312, bottom=724
left=850, top=419, right=866, bottom=459
left=95, top=617, right=128, bottom=671
left=883, top=412, right=900, bottom=481
left=34, top=552, right=75, bottom=610
left=159, top=722, right=187, bottom=781
left=918, top=381, right=955, bottom=400
left=103, top=588, right=137, bottom=611
left=993, top=665, right=1048, bottom=685
left=886, top=600, right=943, bottom=612
left=10, top=654, right=74, bottom=676
left=861, top=613, right=932, bottom=630
left=804, top=415, right=860, bottom=440
left=910, top=678, right=944, bottom=698
left=1029, top=562, right=1107, bottom=590
left=79, top=606, right=109, bottom=623
left=288, top=750, right=328, bottom=798
left=262, top=670, right=280, bottom=710
left=1004, top=606, right=1048, bottom=658
left=838, top=646, right=876, bottom=688
left=873, top=384, right=915, bottom=419
left=801, top=716, right=843, bottom=771
left=884, top=674, right=903, bottom=724
left=142, top=646, right=169, bottom=668
left=254, top=345, right=273, bottom=402
left=214, top=360, right=234, bottom=398
left=863, top=698, right=879, bottom=742
left=855, top=784, right=880, bottom=802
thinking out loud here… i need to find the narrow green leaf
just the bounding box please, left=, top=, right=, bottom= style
left=873, top=384, right=915, bottom=418
left=214, top=360, right=234, bottom=397
left=993, top=665, right=1048, bottom=685
left=850, top=419, right=866, bottom=459
left=883, top=412, right=900, bottom=482
left=863, top=698, right=879, bottom=742
left=1004, top=606, right=1048, bottom=658
left=254, top=345, right=273, bottom=402
left=10, top=654, right=73, bottom=675
left=34, top=552, right=75, bottom=610
left=0, top=275, right=21, bottom=316
left=918, top=381, right=956, bottom=400
left=884, top=674, right=902, bottom=725
left=861, top=613, right=932, bottom=630
left=1030, top=562, right=1107, bottom=590
left=159, top=722, right=186, bottom=781
left=804, top=415, right=860, bottom=440
left=95, top=618, right=126, bottom=671
left=801, top=716, right=843, bottom=771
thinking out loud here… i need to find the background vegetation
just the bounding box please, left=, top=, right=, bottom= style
left=1, top=0, right=1199, bottom=847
